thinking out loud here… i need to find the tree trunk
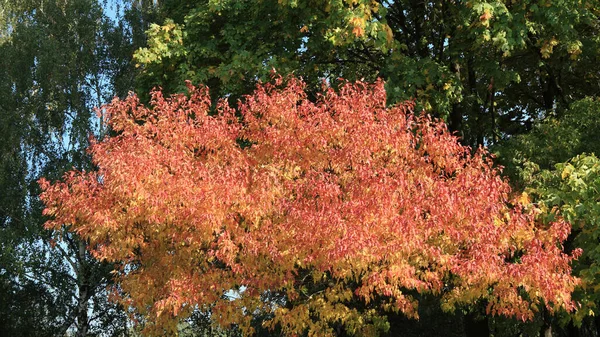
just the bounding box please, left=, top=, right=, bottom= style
left=75, top=240, right=89, bottom=337
left=540, top=308, right=553, bottom=337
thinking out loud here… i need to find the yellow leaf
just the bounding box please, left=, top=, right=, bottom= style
left=562, top=165, right=573, bottom=179
left=349, top=17, right=366, bottom=38
left=541, top=37, right=559, bottom=58
left=519, top=192, right=530, bottom=205
left=384, top=24, right=394, bottom=43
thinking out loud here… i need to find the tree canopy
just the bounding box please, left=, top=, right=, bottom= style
left=41, top=77, right=580, bottom=336
left=133, top=0, right=600, bottom=146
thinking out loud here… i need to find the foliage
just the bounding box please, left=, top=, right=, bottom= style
left=492, top=88, right=600, bottom=334
left=495, top=97, right=600, bottom=187
left=133, top=0, right=391, bottom=103
left=133, top=0, right=600, bottom=146
left=525, top=154, right=600, bottom=323
left=0, top=0, right=149, bottom=335
left=41, top=77, right=580, bottom=336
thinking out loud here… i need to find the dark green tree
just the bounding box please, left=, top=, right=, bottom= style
left=133, top=0, right=600, bottom=147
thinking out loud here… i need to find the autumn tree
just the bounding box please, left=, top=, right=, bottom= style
left=41, top=77, right=581, bottom=336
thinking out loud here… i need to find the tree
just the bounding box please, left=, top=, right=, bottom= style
left=514, top=154, right=600, bottom=334
left=41, top=76, right=580, bottom=336
left=496, top=98, right=600, bottom=187
left=133, top=0, right=600, bottom=146
left=491, top=89, right=600, bottom=335
left=0, top=0, right=150, bottom=335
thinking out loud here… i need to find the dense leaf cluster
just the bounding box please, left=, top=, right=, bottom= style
left=41, top=77, right=580, bottom=336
